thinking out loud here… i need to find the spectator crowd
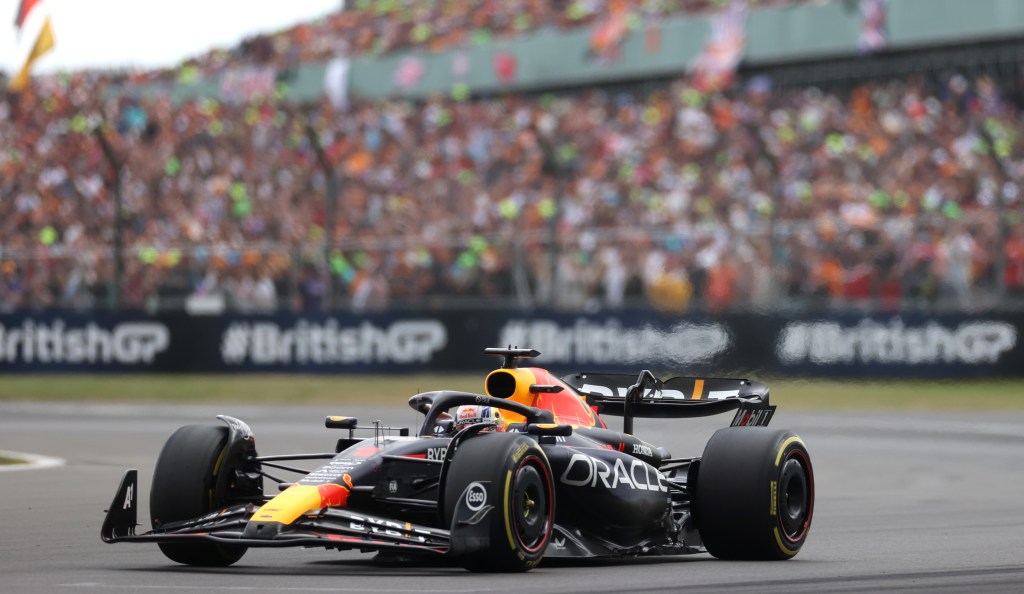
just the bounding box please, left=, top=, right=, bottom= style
left=3, top=1, right=1024, bottom=314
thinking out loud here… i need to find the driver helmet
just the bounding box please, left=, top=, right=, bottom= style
left=453, top=405, right=505, bottom=432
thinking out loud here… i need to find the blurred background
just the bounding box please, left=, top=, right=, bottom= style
left=2, top=0, right=1022, bottom=378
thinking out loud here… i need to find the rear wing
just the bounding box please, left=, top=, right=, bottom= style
left=561, top=371, right=775, bottom=434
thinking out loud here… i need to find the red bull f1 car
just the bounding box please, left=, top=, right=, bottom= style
left=101, top=348, right=814, bottom=572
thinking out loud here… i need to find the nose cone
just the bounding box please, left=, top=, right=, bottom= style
left=245, top=483, right=333, bottom=539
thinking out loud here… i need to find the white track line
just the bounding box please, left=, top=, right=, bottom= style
left=0, top=449, right=66, bottom=472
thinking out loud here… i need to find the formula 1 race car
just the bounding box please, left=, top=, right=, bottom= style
left=101, top=348, right=814, bottom=572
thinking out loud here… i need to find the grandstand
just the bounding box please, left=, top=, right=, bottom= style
left=3, top=0, right=1024, bottom=316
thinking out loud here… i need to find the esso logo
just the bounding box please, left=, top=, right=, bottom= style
left=465, top=482, right=487, bottom=511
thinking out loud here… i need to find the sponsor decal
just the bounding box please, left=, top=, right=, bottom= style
left=631, top=443, right=653, bottom=457
left=0, top=321, right=169, bottom=365
left=300, top=455, right=367, bottom=486
left=580, top=383, right=739, bottom=401
left=458, top=406, right=481, bottom=421
left=220, top=319, right=446, bottom=365
left=559, top=453, right=669, bottom=492
left=465, top=482, right=488, bottom=511
left=122, top=484, right=133, bottom=510
left=347, top=513, right=431, bottom=541
left=498, top=318, right=730, bottom=365
left=731, top=404, right=775, bottom=427
left=317, top=474, right=354, bottom=507
left=776, top=319, right=1017, bottom=366
left=426, top=447, right=447, bottom=461
left=388, top=480, right=398, bottom=494
left=512, top=442, right=529, bottom=463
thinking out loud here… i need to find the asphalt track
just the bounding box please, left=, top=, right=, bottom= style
left=2, top=401, right=1023, bottom=593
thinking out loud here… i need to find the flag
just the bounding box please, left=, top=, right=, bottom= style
left=13, top=0, right=42, bottom=29
left=858, top=0, right=888, bottom=53
left=9, top=0, right=55, bottom=92
left=689, top=0, right=747, bottom=93
left=589, top=9, right=629, bottom=64
left=324, top=57, right=351, bottom=111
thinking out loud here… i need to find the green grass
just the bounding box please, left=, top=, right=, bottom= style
left=0, top=375, right=1022, bottom=410
left=0, top=374, right=483, bottom=406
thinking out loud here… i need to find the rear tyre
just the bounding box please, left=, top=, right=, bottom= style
left=443, top=433, right=554, bottom=572
left=150, top=424, right=248, bottom=566
left=694, top=427, right=814, bottom=560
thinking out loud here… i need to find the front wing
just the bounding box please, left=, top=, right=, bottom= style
left=102, top=470, right=450, bottom=555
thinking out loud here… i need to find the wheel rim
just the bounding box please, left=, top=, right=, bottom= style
left=777, top=450, right=812, bottom=542
left=511, top=457, right=551, bottom=553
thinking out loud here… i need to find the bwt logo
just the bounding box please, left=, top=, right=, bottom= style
left=0, top=321, right=169, bottom=365
left=220, top=319, right=447, bottom=365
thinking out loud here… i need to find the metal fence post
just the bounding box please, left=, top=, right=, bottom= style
left=306, top=123, right=340, bottom=312
left=94, top=126, right=124, bottom=311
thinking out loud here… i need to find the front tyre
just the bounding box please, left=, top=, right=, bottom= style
left=694, top=427, right=814, bottom=560
left=150, top=424, right=249, bottom=566
left=443, top=433, right=554, bottom=572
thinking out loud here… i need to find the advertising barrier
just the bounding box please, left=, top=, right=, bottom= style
left=0, top=311, right=1020, bottom=378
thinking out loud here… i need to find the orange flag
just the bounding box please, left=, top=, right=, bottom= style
left=9, top=14, right=55, bottom=91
